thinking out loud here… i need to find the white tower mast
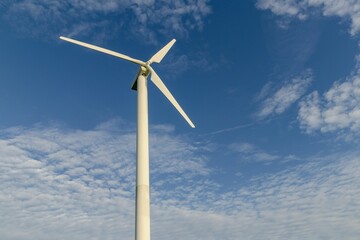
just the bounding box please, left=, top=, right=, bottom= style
left=59, top=36, right=195, bottom=240
left=136, top=68, right=150, bottom=240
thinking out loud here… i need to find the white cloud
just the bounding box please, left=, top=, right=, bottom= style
left=229, top=142, right=280, bottom=162
left=298, top=91, right=323, bottom=132
left=157, top=151, right=360, bottom=239
left=129, top=0, right=211, bottom=41
left=257, top=0, right=301, bottom=16
left=1, top=121, right=360, bottom=239
left=3, top=0, right=211, bottom=42
left=257, top=70, right=312, bottom=118
left=256, top=1, right=360, bottom=139
left=257, top=0, right=360, bottom=35
left=0, top=120, right=210, bottom=239
left=298, top=65, right=360, bottom=137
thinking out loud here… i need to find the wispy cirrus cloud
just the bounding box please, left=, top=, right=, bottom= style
left=256, top=70, right=312, bottom=118
left=1, top=120, right=360, bottom=239
left=2, top=0, right=211, bottom=43
left=229, top=141, right=299, bottom=165
left=0, top=0, right=11, bottom=9
left=229, top=142, right=280, bottom=163
left=257, top=0, right=360, bottom=35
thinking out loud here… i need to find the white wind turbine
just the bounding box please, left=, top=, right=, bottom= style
left=59, top=36, right=195, bottom=240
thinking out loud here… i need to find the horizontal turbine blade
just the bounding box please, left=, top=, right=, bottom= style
left=148, top=66, right=195, bottom=128
left=59, top=36, right=146, bottom=66
left=148, top=39, right=176, bottom=64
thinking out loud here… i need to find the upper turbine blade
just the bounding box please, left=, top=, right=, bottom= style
left=148, top=66, right=195, bottom=128
left=148, top=39, right=176, bottom=64
left=59, top=36, right=146, bottom=66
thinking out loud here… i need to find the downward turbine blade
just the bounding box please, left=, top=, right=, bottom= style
left=148, top=39, right=176, bottom=64
left=59, top=36, right=146, bottom=66
left=148, top=66, right=195, bottom=128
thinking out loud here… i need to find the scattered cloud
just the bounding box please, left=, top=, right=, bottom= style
left=257, top=0, right=302, bottom=17
left=0, top=120, right=210, bottom=239
left=2, top=0, right=211, bottom=43
left=229, top=142, right=280, bottom=163
left=212, top=151, right=360, bottom=240
left=128, top=0, right=211, bottom=42
left=298, top=63, right=360, bottom=138
left=158, top=50, right=217, bottom=78
left=0, top=121, right=359, bottom=239
left=257, top=70, right=312, bottom=118
left=256, top=0, right=360, bottom=35
left=256, top=1, right=360, bottom=140
left=298, top=91, right=323, bottom=132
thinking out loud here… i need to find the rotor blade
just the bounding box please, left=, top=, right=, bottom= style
left=59, top=36, right=146, bottom=66
left=148, top=66, right=195, bottom=128
left=148, top=39, right=176, bottom=64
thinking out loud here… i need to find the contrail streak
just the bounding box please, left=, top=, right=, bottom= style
left=204, top=115, right=288, bottom=136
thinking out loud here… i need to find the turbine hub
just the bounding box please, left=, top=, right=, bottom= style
left=140, top=66, right=150, bottom=77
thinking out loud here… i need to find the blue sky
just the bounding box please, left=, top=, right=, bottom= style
left=1, top=0, right=360, bottom=239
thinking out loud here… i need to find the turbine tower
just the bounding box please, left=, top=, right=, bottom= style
left=59, top=36, right=195, bottom=240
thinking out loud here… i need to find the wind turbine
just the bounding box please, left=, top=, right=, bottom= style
left=59, top=36, right=195, bottom=240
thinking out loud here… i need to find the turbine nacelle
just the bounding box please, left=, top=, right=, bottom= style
left=131, top=66, right=150, bottom=91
